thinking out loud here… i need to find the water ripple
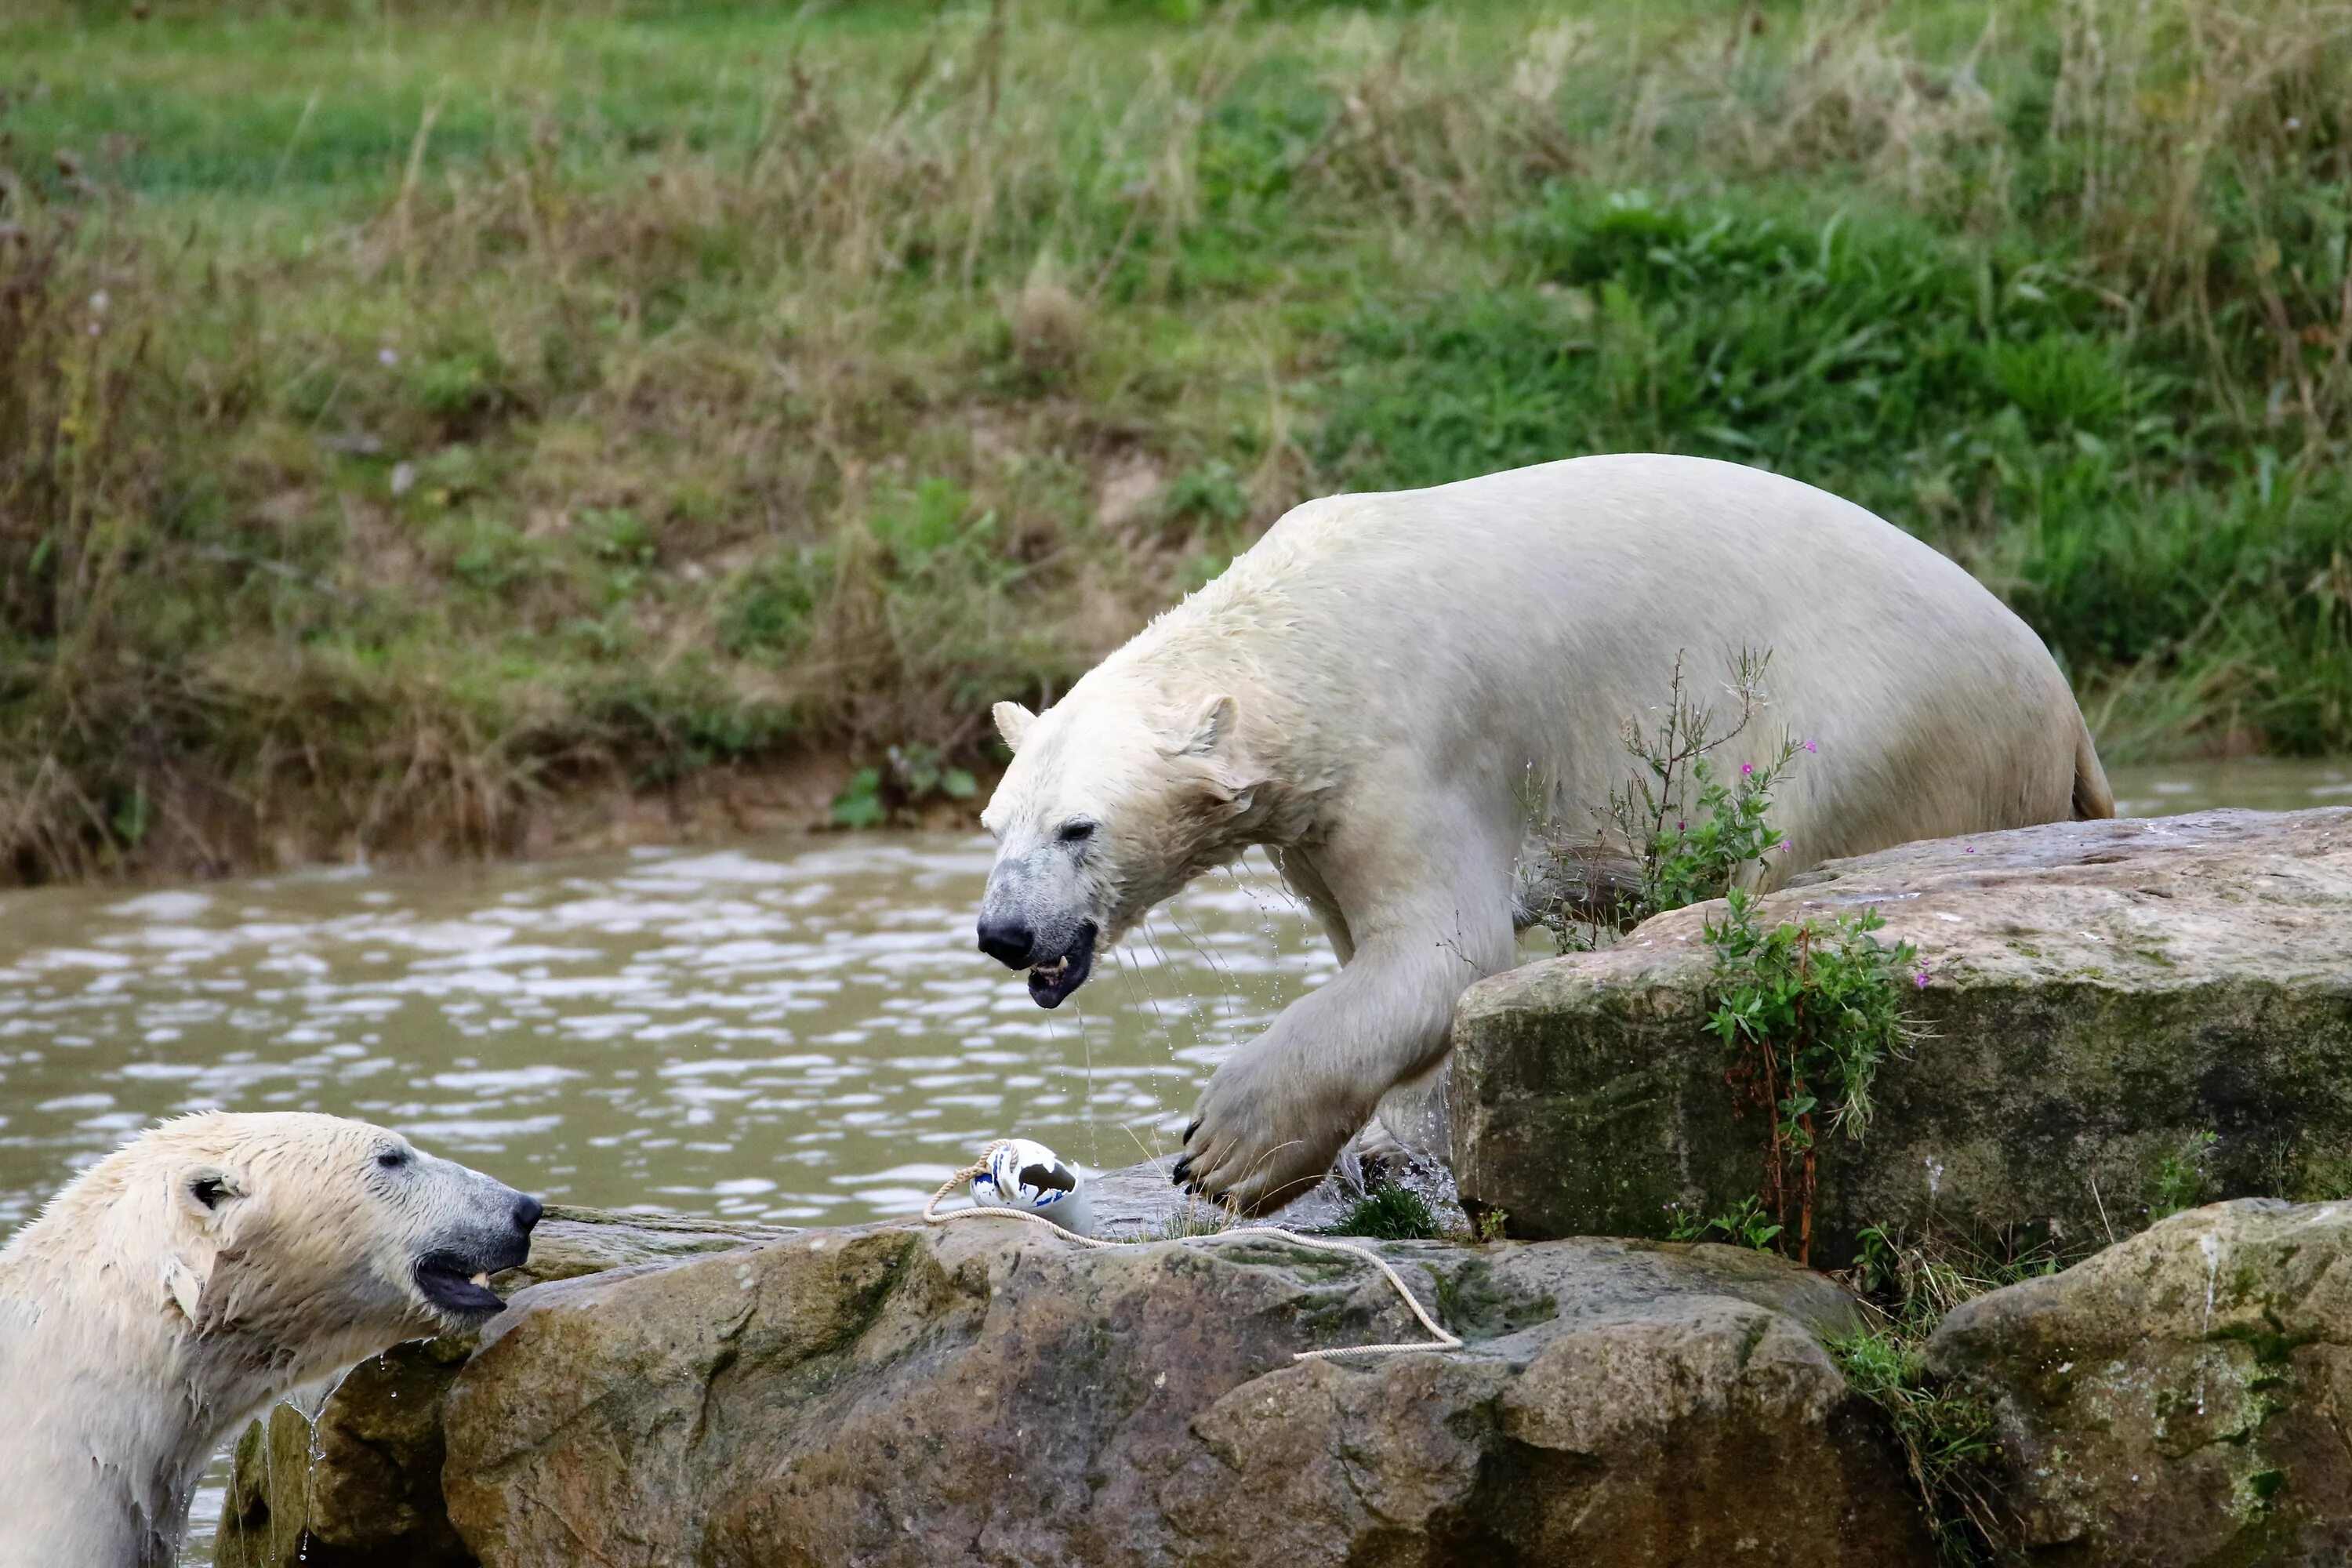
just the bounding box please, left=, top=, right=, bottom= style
left=0, top=835, right=1324, bottom=1229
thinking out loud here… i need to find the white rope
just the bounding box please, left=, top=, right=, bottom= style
left=921, top=1142, right=1463, bottom=1361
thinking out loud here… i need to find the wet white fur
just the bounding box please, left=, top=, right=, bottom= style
left=0, top=1112, right=521, bottom=1568
left=982, top=455, right=2108, bottom=1212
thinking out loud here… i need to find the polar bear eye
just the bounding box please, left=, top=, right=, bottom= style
left=376, top=1148, right=412, bottom=1172
left=1058, top=819, right=1095, bottom=846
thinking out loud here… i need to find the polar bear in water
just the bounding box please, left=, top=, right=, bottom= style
left=976, top=455, right=2109, bottom=1213
left=0, top=1112, right=541, bottom=1568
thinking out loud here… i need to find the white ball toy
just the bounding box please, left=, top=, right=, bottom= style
left=972, top=1138, right=1092, bottom=1236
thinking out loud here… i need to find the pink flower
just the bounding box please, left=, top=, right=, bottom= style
left=1803, top=738, right=1818, bottom=753
left=1740, top=762, right=1755, bottom=776
left=1915, top=971, right=1931, bottom=988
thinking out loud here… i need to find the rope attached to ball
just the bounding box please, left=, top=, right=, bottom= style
left=922, top=1141, right=1463, bottom=1361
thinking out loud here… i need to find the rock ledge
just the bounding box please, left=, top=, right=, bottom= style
left=1454, top=808, right=2352, bottom=1259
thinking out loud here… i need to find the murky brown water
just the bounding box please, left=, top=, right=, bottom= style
left=2107, top=755, right=2352, bottom=818
left=0, top=840, right=1335, bottom=1236
left=0, top=757, right=2339, bottom=1559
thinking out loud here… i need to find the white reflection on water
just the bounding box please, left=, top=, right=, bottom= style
left=0, top=837, right=1333, bottom=1229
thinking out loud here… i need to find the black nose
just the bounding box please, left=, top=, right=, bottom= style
left=978, top=915, right=1033, bottom=969
left=511, top=1192, right=543, bottom=1234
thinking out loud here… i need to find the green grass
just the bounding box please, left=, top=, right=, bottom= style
left=3, top=0, right=2349, bottom=880
left=1833, top=1222, right=2079, bottom=1564
left=1326, top=1180, right=1443, bottom=1240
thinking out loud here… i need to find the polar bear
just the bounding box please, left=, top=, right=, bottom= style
left=977, top=455, right=2110, bottom=1213
left=0, top=1112, right=541, bottom=1568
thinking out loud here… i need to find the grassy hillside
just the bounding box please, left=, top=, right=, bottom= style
left=3, top=0, right=2348, bottom=880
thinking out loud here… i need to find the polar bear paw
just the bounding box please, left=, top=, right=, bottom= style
left=1171, top=1043, right=1368, bottom=1215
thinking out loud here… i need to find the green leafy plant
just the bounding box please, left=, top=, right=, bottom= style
left=2150, top=1131, right=2220, bottom=1221
left=1529, top=650, right=1921, bottom=1269
left=1666, top=1192, right=1784, bottom=1251
left=1706, top=889, right=1922, bottom=1266
left=1523, top=648, right=1799, bottom=947
left=1833, top=1327, right=2009, bottom=1566
left=830, top=769, right=891, bottom=829
left=831, top=743, right=979, bottom=829
left=1612, top=650, right=1800, bottom=918
left=1642, top=750, right=1793, bottom=915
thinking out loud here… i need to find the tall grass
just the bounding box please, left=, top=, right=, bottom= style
left=2, top=0, right=2348, bottom=880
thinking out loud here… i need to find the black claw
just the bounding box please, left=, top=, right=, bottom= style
left=1171, top=1155, right=1192, bottom=1185
left=1183, top=1118, right=1201, bottom=1144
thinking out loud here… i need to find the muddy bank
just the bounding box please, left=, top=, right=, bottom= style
left=4, top=750, right=1000, bottom=890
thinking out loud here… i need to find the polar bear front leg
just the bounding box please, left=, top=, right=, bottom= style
left=1174, top=841, right=1515, bottom=1213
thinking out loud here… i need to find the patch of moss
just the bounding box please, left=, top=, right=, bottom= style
left=1421, top=1258, right=1557, bottom=1342
left=1326, top=1181, right=1443, bottom=1241
left=2209, top=1315, right=2319, bottom=1367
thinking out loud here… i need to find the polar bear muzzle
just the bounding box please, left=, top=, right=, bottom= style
left=976, top=902, right=1098, bottom=1008
left=1022, top=920, right=1097, bottom=1008
left=976, top=832, right=1105, bottom=1007
left=391, top=1148, right=543, bottom=1323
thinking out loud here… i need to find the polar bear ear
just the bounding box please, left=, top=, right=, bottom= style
left=993, top=701, right=1037, bottom=753
left=1166, top=694, right=1236, bottom=757
left=176, top=1164, right=245, bottom=1231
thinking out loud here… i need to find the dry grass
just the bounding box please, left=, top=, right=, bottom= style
left=2, top=0, right=2348, bottom=881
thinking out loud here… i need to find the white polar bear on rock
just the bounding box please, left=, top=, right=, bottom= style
left=977, top=455, right=2111, bottom=1214
left=0, top=1112, right=540, bottom=1568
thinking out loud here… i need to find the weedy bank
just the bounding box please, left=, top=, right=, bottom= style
left=4, top=0, right=2349, bottom=881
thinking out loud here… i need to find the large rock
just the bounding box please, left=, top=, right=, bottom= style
left=204, top=1169, right=1296, bottom=1567
left=1453, top=809, right=2352, bottom=1263
left=213, top=1208, right=786, bottom=1567
left=1927, top=1198, right=2352, bottom=1566
left=441, top=1218, right=1933, bottom=1567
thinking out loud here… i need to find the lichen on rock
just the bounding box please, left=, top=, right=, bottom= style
left=1453, top=808, right=2352, bottom=1263
left=212, top=1208, right=786, bottom=1567
left=1926, top=1198, right=2352, bottom=1566
left=440, top=1218, right=1930, bottom=1567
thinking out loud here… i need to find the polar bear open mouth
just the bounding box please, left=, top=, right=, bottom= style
left=1027, top=922, right=1097, bottom=1008
left=413, top=1249, right=510, bottom=1319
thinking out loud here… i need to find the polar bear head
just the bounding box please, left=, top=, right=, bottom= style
left=0, top=1112, right=543, bottom=1567
left=7, top=1112, right=542, bottom=1381
left=976, top=681, right=1261, bottom=1007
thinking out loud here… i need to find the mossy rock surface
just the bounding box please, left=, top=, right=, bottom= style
left=217, top=1202, right=1925, bottom=1568
left=213, top=1208, right=786, bottom=1568
left=1928, top=1198, right=2352, bottom=1566
left=441, top=1219, right=1926, bottom=1567
left=1452, top=808, right=2352, bottom=1264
